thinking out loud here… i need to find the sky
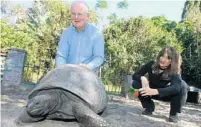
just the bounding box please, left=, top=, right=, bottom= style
left=88, top=0, right=186, bottom=22
left=7, top=0, right=186, bottom=25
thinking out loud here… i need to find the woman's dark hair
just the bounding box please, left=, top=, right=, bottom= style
left=152, top=46, right=182, bottom=77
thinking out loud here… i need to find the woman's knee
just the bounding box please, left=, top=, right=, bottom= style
left=181, top=80, right=189, bottom=94
left=132, top=80, right=142, bottom=89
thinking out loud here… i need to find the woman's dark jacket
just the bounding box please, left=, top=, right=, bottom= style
left=132, top=61, right=184, bottom=97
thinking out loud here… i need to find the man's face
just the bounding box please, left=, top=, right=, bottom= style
left=71, top=3, right=89, bottom=31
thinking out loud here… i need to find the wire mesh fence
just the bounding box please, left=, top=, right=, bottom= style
left=1, top=49, right=126, bottom=96
left=22, top=61, right=123, bottom=95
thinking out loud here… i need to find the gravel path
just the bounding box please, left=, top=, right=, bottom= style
left=1, top=84, right=201, bottom=127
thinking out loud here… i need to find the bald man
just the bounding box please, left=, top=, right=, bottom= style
left=56, top=1, right=105, bottom=72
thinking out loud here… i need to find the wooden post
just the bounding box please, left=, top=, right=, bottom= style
left=121, top=75, right=133, bottom=99
left=2, top=48, right=26, bottom=86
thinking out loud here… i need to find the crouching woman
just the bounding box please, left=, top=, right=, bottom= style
left=132, top=46, right=188, bottom=122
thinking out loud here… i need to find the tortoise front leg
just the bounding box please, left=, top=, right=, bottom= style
left=72, top=103, right=112, bottom=127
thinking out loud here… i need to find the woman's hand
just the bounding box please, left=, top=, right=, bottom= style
left=140, top=76, right=159, bottom=96
left=140, top=76, right=150, bottom=88
left=139, top=87, right=159, bottom=96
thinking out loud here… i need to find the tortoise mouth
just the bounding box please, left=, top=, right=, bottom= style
left=27, top=107, right=46, bottom=116
left=27, top=100, right=49, bottom=116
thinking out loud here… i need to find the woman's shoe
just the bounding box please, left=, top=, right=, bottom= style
left=169, top=114, right=179, bottom=122
left=142, top=109, right=153, bottom=115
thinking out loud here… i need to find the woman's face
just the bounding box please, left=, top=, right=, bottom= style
left=159, top=53, right=172, bottom=69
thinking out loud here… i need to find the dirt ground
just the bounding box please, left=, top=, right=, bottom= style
left=1, top=83, right=201, bottom=127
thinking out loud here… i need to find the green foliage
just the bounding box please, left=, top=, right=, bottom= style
left=27, top=0, right=97, bottom=66
left=95, top=0, right=108, bottom=9
left=107, top=13, right=117, bottom=23
left=127, top=88, right=138, bottom=94
left=173, top=21, right=201, bottom=88
left=150, top=14, right=201, bottom=88
left=1, top=0, right=8, bottom=14
left=1, top=20, right=36, bottom=61
left=162, top=7, right=201, bottom=88
left=2, top=0, right=200, bottom=89
left=182, top=0, right=201, bottom=24
left=181, top=0, right=201, bottom=57
left=182, top=58, right=201, bottom=88
left=117, top=0, right=129, bottom=9
left=102, top=17, right=182, bottom=86
left=1, top=0, right=98, bottom=82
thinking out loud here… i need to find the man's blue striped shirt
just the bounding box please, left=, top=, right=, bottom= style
left=56, top=23, right=105, bottom=71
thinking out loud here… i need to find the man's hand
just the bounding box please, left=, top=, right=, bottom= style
left=79, top=63, right=89, bottom=69
left=139, top=87, right=159, bottom=96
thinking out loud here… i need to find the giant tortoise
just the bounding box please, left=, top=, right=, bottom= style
left=16, top=64, right=110, bottom=127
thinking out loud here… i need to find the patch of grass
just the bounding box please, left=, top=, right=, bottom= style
left=104, top=84, right=122, bottom=95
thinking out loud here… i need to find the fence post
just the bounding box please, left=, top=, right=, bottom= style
left=121, top=74, right=133, bottom=99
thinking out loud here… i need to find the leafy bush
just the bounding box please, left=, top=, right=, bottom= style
left=102, top=17, right=182, bottom=86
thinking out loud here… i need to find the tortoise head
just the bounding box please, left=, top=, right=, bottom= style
left=27, top=94, right=58, bottom=116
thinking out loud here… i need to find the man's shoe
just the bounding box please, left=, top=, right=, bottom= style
left=142, top=109, right=153, bottom=115
left=169, top=114, right=179, bottom=123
